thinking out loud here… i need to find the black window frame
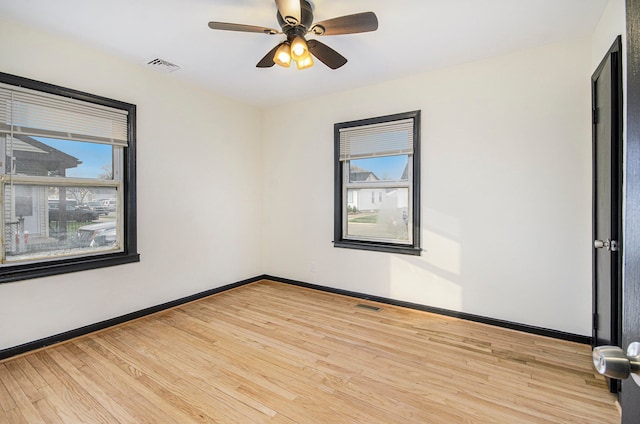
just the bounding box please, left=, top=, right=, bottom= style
left=0, top=72, right=139, bottom=284
left=333, top=110, right=421, bottom=256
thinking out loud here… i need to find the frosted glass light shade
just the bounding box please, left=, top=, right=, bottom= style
left=274, top=43, right=291, bottom=67
left=290, top=36, right=308, bottom=61
left=296, top=51, right=314, bottom=70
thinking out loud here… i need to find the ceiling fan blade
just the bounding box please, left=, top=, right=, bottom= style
left=307, top=39, right=347, bottom=70
left=256, top=44, right=282, bottom=68
left=208, top=21, right=280, bottom=35
left=275, top=0, right=301, bottom=26
left=310, top=12, right=378, bottom=36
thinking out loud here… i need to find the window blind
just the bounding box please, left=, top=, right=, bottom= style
left=0, top=85, right=128, bottom=147
left=339, top=118, right=413, bottom=161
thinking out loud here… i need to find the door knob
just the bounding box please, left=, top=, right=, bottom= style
left=593, top=342, right=640, bottom=386
left=594, top=239, right=609, bottom=249
left=594, top=239, right=618, bottom=251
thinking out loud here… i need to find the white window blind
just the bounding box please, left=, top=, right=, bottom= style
left=339, top=118, right=413, bottom=161
left=0, top=85, right=128, bottom=147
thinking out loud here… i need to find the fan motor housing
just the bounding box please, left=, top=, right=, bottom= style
left=277, top=0, right=314, bottom=33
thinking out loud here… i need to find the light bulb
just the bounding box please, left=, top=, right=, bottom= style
left=296, top=51, right=314, bottom=70
left=290, top=37, right=308, bottom=60
left=273, top=43, right=291, bottom=68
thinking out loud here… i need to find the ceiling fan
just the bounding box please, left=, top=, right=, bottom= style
left=208, top=0, right=378, bottom=70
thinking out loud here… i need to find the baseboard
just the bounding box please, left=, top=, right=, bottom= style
left=0, top=275, right=263, bottom=361
left=264, top=275, right=592, bottom=345
left=0, top=273, right=591, bottom=361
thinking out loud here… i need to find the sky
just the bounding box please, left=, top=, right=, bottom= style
left=35, top=137, right=112, bottom=178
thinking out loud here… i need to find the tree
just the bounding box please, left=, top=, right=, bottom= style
left=350, top=164, right=369, bottom=173
left=99, top=165, right=113, bottom=180
left=67, top=187, right=91, bottom=204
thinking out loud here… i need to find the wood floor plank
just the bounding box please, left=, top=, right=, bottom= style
left=50, top=346, right=139, bottom=423
left=0, top=280, right=620, bottom=423
left=4, top=359, right=45, bottom=404
left=91, top=333, right=215, bottom=424
left=25, top=356, right=86, bottom=423
left=0, top=363, right=46, bottom=423
left=119, top=325, right=280, bottom=422
left=71, top=339, right=190, bottom=424
left=31, top=397, right=65, bottom=424
left=0, top=372, right=17, bottom=412
left=13, top=357, right=48, bottom=391
left=35, top=350, right=119, bottom=423
left=1, top=407, right=29, bottom=424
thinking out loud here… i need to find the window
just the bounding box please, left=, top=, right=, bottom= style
left=334, top=110, right=421, bottom=255
left=0, top=72, right=139, bottom=283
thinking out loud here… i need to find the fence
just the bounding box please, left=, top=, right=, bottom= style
left=4, top=220, right=28, bottom=255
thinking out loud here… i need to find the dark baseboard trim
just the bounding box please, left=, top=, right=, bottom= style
left=0, top=275, right=263, bottom=361
left=0, top=273, right=591, bottom=361
left=264, top=275, right=592, bottom=345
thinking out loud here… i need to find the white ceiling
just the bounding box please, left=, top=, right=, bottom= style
left=0, top=0, right=608, bottom=108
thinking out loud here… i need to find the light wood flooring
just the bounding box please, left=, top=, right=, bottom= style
left=0, top=280, right=620, bottom=423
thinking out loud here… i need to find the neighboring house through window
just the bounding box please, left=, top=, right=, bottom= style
left=334, top=110, right=421, bottom=255
left=0, top=72, right=139, bottom=283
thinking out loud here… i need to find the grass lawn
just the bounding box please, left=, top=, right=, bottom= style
left=348, top=213, right=378, bottom=224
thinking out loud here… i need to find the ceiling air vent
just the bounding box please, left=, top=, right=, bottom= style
left=147, top=58, right=181, bottom=73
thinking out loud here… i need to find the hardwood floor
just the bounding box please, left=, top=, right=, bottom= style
left=0, top=280, right=620, bottom=423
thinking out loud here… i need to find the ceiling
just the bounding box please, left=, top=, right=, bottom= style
left=0, top=0, right=608, bottom=108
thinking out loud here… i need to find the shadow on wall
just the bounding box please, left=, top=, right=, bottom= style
left=388, top=207, right=464, bottom=311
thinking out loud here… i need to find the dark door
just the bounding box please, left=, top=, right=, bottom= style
left=591, top=36, right=623, bottom=393
left=621, top=0, right=640, bottom=420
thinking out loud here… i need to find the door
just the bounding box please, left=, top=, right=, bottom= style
left=621, top=0, right=640, bottom=419
left=591, top=36, right=623, bottom=393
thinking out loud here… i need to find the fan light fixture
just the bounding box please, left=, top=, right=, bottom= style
left=208, top=1, right=378, bottom=71
left=274, top=42, right=292, bottom=67
left=273, top=36, right=312, bottom=70
left=291, top=36, right=307, bottom=59
left=295, top=51, right=314, bottom=69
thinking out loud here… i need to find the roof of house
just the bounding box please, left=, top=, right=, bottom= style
left=350, top=171, right=379, bottom=182
left=12, top=135, right=81, bottom=174
left=401, top=164, right=408, bottom=181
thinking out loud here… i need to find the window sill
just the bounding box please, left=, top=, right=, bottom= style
left=333, top=240, right=422, bottom=256
left=0, top=252, right=140, bottom=284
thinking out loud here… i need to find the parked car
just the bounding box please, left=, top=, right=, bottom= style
left=82, top=201, right=109, bottom=216
left=48, top=201, right=99, bottom=222
left=74, top=221, right=116, bottom=247
left=101, top=198, right=117, bottom=212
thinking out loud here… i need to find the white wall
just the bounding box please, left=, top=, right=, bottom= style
left=262, top=38, right=594, bottom=335
left=592, top=0, right=626, bottom=70
left=0, top=18, right=263, bottom=350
